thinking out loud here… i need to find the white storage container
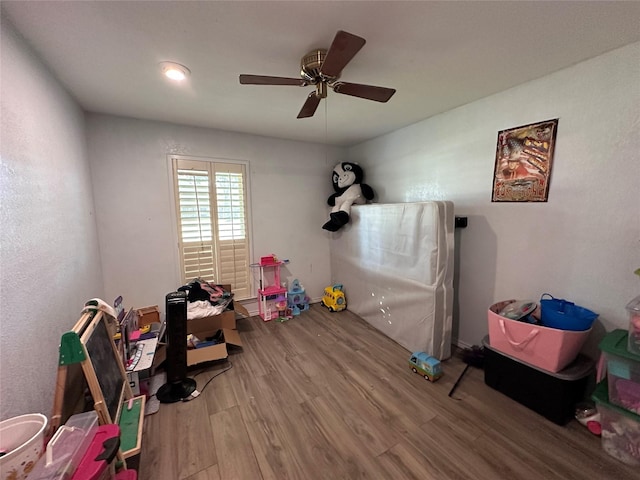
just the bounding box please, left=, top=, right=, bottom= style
left=27, top=410, right=99, bottom=480
left=0, top=413, right=48, bottom=480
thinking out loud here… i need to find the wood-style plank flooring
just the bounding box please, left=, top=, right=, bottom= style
left=139, top=304, right=638, bottom=480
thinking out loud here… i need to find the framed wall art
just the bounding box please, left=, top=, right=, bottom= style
left=491, top=118, right=558, bottom=202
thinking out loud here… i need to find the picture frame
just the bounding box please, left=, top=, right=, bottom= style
left=491, top=119, right=559, bottom=202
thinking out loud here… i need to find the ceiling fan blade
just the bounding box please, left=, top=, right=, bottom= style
left=320, top=30, right=366, bottom=78
left=297, top=92, right=321, bottom=119
left=239, top=74, right=306, bottom=86
left=332, top=82, right=396, bottom=102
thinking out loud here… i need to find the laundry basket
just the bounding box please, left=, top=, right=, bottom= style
left=0, top=413, right=48, bottom=480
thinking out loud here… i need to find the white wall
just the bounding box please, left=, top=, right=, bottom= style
left=85, top=114, right=342, bottom=316
left=2, top=11, right=637, bottom=422
left=0, top=19, right=104, bottom=419
left=349, top=42, right=640, bottom=355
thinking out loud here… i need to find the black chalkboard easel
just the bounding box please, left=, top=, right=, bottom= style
left=50, top=308, right=134, bottom=467
left=80, top=310, right=133, bottom=425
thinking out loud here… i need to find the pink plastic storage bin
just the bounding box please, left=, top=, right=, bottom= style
left=488, top=300, right=592, bottom=373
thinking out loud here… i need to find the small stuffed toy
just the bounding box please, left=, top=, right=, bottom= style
left=322, top=162, right=374, bottom=231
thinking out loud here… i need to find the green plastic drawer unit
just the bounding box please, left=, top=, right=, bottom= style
left=599, top=329, right=640, bottom=415
left=592, top=381, right=640, bottom=466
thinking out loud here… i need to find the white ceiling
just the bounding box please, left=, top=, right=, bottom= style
left=3, top=1, right=640, bottom=147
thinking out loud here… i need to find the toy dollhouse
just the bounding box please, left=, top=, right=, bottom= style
left=255, top=255, right=287, bottom=321
left=287, top=279, right=309, bottom=315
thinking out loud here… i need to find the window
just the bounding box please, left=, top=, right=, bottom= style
left=171, top=156, right=251, bottom=299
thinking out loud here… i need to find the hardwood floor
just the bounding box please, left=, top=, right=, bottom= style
left=138, top=304, right=638, bottom=480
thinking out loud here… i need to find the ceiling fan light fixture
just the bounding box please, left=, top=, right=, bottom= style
left=160, top=61, right=190, bottom=81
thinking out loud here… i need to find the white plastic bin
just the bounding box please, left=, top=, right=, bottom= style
left=27, top=410, right=99, bottom=480
left=0, top=413, right=48, bottom=480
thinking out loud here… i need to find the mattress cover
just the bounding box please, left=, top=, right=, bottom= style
left=330, top=201, right=454, bottom=359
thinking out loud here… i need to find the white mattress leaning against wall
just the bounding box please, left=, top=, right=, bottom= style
left=329, top=201, right=454, bottom=359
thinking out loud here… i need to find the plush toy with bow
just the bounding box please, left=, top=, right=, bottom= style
left=322, top=162, right=374, bottom=232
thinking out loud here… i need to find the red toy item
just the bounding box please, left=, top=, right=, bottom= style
left=260, top=254, right=278, bottom=266
left=71, top=424, right=136, bottom=480
left=587, top=420, right=602, bottom=436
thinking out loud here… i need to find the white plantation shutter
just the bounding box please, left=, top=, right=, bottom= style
left=172, top=157, right=251, bottom=299
left=212, top=164, right=250, bottom=298
left=177, top=167, right=216, bottom=282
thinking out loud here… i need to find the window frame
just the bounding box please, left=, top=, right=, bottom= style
left=167, top=154, right=254, bottom=300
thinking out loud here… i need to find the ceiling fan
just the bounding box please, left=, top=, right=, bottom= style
left=239, top=30, right=396, bottom=119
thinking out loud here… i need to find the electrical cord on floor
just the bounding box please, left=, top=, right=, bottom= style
left=448, top=345, right=485, bottom=399
left=190, top=367, right=210, bottom=378
left=182, top=361, right=233, bottom=401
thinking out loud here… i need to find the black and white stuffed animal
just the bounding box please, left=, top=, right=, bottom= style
left=322, top=162, right=374, bottom=232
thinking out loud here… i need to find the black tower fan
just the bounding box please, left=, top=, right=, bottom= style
left=157, top=291, right=196, bottom=403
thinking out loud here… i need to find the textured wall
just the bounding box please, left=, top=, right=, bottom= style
left=0, top=19, right=103, bottom=420
left=85, top=114, right=342, bottom=316
left=349, top=42, right=640, bottom=356
left=2, top=11, right=637, bottom=422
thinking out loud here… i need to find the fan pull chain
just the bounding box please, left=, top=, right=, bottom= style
left=324, top=98, right=329, bottom=165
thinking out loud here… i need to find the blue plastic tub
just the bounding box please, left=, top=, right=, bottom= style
left=540, top=293, right=598, bottom=331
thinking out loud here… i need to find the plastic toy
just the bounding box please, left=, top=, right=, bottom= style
left=322, top=284, right=346, bottom=312
left=575, top=402, right=601, bottom=435
left=260, top=254, right=278, bottom=266
left=408, top=352, right=443, bottom=382
left=275, top=295, right=288, bottom=318
left=287, top=279, right=310, bottom=313
left=253, top=256, right=288, bottom=321
left=275, top=294, right=287, bottom=310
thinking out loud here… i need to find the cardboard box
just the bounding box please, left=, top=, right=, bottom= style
left=136, top=305, right=160, bottom=327
left=185, top=286, right=248, bottom=366
left=232, top=299, right=250, bottom=318
left=187, top=328, right=242, bottom=366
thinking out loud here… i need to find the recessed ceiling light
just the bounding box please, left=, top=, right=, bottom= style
left=160, top=62, right=190, bottom=81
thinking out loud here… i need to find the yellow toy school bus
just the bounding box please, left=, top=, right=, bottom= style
left=322, top=284, right=346, bottom=312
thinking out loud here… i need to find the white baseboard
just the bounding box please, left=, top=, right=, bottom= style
left=238, top=297, right=323, bottom=318
left=453, top=338, right=473, bottom=350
